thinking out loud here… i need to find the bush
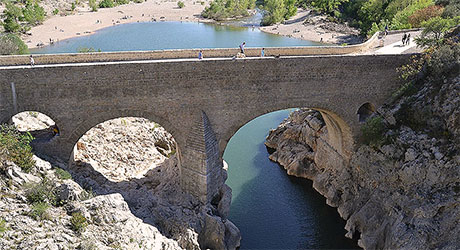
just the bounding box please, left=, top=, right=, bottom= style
left=115, top=0, right=130, bottom=5
left=177, top=1, right=185, bottom=8
left=426, top=41, right=460, bottom=78
left=2, top=2, right=23, bottom=33
left=390, top=0, right=434, bottom=30
left=70, top=212, right=88, bottom=233
left=25, top=178, right=56, bottom=204
left=55, top=168, right=72, bottom=180
left=29, top=202, right=50, bottom=220
left=99, top=0, right=115, bottom=8
left=52, top=8, right=59, bottom=15
left=361, top=116, right=387, bottom=147
left=22, top=0, right=46, bottom=25
left=0, top=125, right=35, bottom=172
left=408, top=5, right=444, bottom=27
left=0, top=218, right=7, bottom=236
left=89, top=0, right=98, bottom=11
left=416, top=16, right=460, bottom=47
left=0, top=34, right=30, bottom=55
left=202, top=0, right=255, bottom=21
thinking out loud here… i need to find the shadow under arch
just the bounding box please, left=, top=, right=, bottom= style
left=220, top=106, right=354, bottom=161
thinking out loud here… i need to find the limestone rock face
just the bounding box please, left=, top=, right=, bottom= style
left=6, top=116, right=240, bottom=249
left=265, top=76, right=460, bottom=249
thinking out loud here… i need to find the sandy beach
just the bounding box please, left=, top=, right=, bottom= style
left=22, top=2, right=362, bottom=49
left=260, top=9, right=362, bottom=45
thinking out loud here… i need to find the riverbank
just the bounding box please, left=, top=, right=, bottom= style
left=23, top=0, right=212, bottom=49
left=22, top=2, right=362, bottom=49
left=260, top=9, right=363, bottom=45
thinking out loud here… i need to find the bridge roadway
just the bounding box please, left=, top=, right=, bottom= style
left=0, top=52, right=411, bottom=203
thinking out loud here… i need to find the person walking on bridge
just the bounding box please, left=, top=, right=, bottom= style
left=239, top=42, right=246, bottom=54
left=29, top=55, right=35, bottom=66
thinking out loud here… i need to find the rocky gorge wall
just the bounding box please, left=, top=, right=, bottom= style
left=1, top=115, right=240, bottom=249
left=265, top=75, right=459, bottom=248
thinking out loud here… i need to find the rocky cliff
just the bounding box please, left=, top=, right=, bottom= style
left=2, top=116, right=240, bottom=249
left=265, top=72, right=459, bottom=247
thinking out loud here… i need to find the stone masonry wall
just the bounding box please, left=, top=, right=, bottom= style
left=0, top=53, right=409, bottom=203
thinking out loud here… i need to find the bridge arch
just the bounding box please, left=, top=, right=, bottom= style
left=70, top=116, right=177, bottom=182
left=220, top=106, right=354, bottom=161
left=65, top=110, right=184, bottom=164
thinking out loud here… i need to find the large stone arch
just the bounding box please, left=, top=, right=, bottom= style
left=219, top=106, right=354, bottom=162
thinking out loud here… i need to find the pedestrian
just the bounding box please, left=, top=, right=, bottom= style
left=29, top=55, right=35, bottom=66
left=406, top=33, right=411, bottom=45
left=198, top=50, right=203, bottom=60
left=239, top=42, right=246, bottom=54
left=384, top=24, right=388, bottom=36
left=402, top=33, right=407, bottom=46
left=261, top=48, right=265, bottom=57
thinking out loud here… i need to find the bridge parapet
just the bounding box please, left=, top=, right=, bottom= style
left=0, top=32, right=380, bottom=66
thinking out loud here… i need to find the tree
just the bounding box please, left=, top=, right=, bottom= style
left=1, top=2, right=23, bottom=32
left=262, top=0, right=286, bottom=25
left=415, top=16, right=460, bottom=47
left=408, top=5, right=444, bottom=27
left=311, top=0, right=349, bottom=14
left=0, top=33, right=29, bottom=55
left=22, top=0, right=46, bottom=25
left=284, top=0, right=297, bottom=19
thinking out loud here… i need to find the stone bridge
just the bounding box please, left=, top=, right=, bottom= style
left=0, top=53, right=410, bottom=203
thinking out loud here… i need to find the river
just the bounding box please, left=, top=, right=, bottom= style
left=33, top=22, right=358, bottom=249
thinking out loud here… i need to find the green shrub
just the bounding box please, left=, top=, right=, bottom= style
left=177, top=1, right=185, bottom=8
left=361, top=116, right=387, bottom=147
left=71, top=2, right=76, bottom=11
left=25, top=178, right=56, bottom=205
left=99, top=0, right=115, bottom=8
left=22, top=0, right=46, bottom=25
left=89, top=0, right=98, bottom=11
left=29, top=202, right=50, bottom=220
left=0, top=33, right=30, bottom=55
left=0, top=125, right=35, bottom=172
left=2, top=2, right=23, bottom=33
left=70, top=212, right=88, bottom=233
left=0, top=218, right=7, bottom=236
left=55, top=168, right=72, bottom=180
left=80, top=187, right=96, bottom=201
left=202, top=0, right=255, bottom=21
left=52, top=8, right=59, bottom=15
left=115, top=0, right=130, bottom=5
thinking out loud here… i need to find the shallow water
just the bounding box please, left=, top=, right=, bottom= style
left=32, top=21, right=320, bottom=54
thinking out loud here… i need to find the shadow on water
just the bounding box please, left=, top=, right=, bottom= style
left=225, top=109, right=359, bottom=249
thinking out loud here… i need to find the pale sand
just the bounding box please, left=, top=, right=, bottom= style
left=24, top=0, right=212, bottom=49
left=260, top=9, right=362, bottom=45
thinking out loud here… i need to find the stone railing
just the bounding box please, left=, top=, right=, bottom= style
left=0, top=32, right=381, bottom=66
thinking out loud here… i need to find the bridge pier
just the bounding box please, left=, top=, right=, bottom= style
left=180, top=111, right=226, bottom=204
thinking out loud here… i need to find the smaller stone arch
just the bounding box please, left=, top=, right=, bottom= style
left=10, top=111, right=61, bottom=141
left=357, top=103, right=376, bottom=123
